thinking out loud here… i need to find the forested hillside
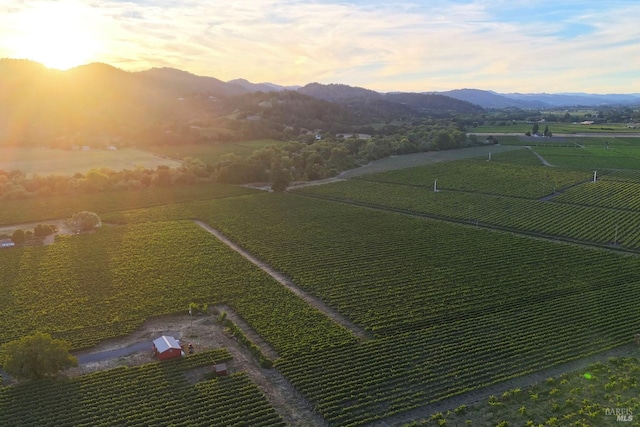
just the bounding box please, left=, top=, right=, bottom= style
left=0, top=59, right=484, bottom=147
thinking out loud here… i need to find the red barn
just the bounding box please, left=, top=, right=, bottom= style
left=152, top=336, right=183, bottom=361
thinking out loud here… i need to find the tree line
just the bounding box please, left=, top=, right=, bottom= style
left=1, top=120, right=482, bottom=199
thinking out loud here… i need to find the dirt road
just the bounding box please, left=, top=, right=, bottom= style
left=194, top=219, right=370, bottom=340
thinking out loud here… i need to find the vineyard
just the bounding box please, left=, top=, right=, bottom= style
left=0, top=183, right=256, bottom=226
left=530, top=145, right=640, bottom=170
left=406, top=356, right=640, bottom=426
left=495, top=135, right=640, bottom=147
left=97, top=192, right=640, bottom=425
left=4, top=140, right=640, bottom=426
left=298, top=179, right=640, bottom=250
left=0, top=220, right=353, bottom=353
left=554, top=180, right=640, bottom=211
left=0, top=349, right=285, bottom=426
left=352, top=157, right=590, bottom=198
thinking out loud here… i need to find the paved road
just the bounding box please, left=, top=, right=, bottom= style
left=73, top=341, right=152, bottom=364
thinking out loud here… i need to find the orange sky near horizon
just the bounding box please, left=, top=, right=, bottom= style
left=3, top=2, right=106, bottom=70
left=1, top=0, right=640, bottom=94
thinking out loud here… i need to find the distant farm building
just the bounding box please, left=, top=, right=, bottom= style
left=152, top=336, right=183, bottom=361
left=215, top=363, right=228, bottom=376
left=0, top=239, right=15, bottom=248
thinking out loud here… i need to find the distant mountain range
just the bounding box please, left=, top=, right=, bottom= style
left=0, top=59, right=484, bottom=146
left=437, top=88, right=640, bottom=109
left=1, top=58, right=639, bottom=147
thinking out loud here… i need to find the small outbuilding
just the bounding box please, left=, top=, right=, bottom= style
left=215, top=363, right=228, bottom=377
left=152, top=335, right=183, bottom=361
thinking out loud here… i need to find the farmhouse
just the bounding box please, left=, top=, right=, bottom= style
left=0, top=239, right=15, bottom=248
left=152, top=336, right=183, bottom=361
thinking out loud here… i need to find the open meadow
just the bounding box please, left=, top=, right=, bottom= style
left=2, top=141, right=640, bottom=426
left=0, top=147, right=181, bottom=176
left=145, top=139, right=287, bottom=164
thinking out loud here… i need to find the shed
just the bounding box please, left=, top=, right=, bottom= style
left=152, top=335, right=183, bottom=361
left=215, top=363, right=228, bottom=376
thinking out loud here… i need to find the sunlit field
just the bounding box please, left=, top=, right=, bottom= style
left=146, top=139, right=287, bottom=164
left=0, top=147, right=181, bottom=176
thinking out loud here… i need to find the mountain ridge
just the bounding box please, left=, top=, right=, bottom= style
left=3, top=59, right=639, bottom=109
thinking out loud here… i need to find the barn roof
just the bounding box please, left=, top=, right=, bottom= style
left=153, top=335, right=181, bottom=353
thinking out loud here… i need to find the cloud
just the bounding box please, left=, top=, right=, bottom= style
left=1, top=0, right=639, bottom=92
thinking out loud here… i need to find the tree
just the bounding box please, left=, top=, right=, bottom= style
left=543, top=125, right=550, bottom=137
left=72, top=211, right=101, bottom=231
left=0, top=332, right=78, bottom=380
left=532, top=123, right=539, bottom=135
left=271, top=167, right=292, bottom=192
left=11, top=229, right=25, bottom=244
left=34, top=224, right=56, bottom=237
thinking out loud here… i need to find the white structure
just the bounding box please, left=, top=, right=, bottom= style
left=0, top=239, right=15, bottom=248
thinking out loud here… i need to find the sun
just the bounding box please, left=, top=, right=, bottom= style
left=7, top=2, right=102, bottom=70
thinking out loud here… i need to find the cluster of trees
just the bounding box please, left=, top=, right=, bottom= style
left=478, top=106, right=640, bottom=126
left=0, top=332, right=77, bottom=381
left=0, top=120, right=480, bottom=198
left=3, top=212, right=100, bottom=245
left=525, top=123, right=552, bottom=137
left=0, top=160, right=215, bottom=200
left=216, top=121, right=475, bottom=188
left=72, top=211, right=101, bottom=231
left=6, top=224, right=57, bottom=245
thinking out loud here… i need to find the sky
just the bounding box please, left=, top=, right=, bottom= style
left=1, top=0, right=639, bottom=94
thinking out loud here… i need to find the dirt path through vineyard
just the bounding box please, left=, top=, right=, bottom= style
left=194, top=219, right=371, bottom=340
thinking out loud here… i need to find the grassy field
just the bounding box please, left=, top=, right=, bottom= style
left=0, top=147, right=181, bottom=176
left=146, top=139, right=287, bottom=164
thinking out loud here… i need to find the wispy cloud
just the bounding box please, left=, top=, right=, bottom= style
left=1, top=0, right=639, bottom=93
